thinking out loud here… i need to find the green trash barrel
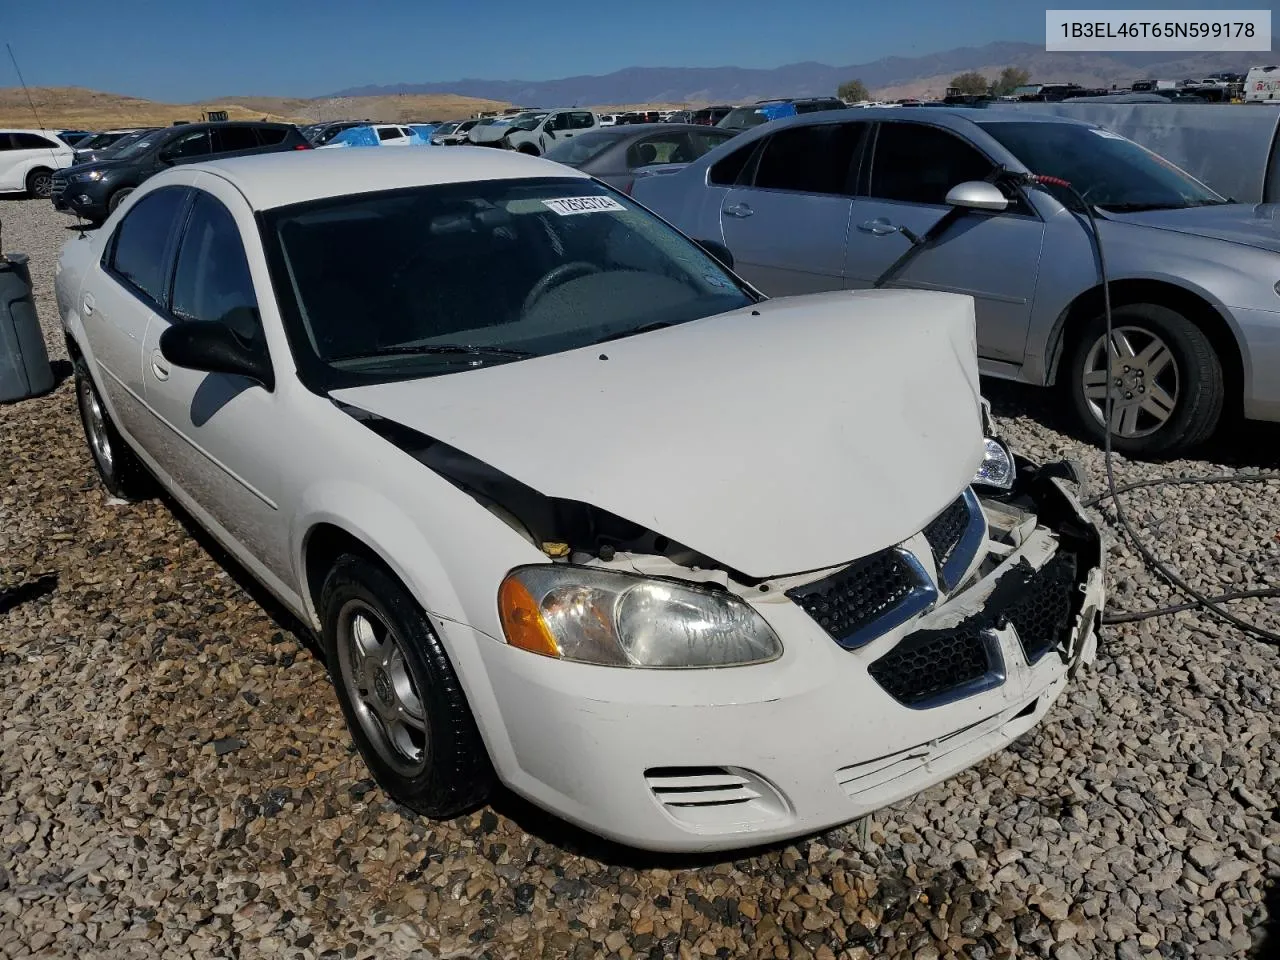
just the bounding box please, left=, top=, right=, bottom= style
left=0, top=253, right=54, bottom=403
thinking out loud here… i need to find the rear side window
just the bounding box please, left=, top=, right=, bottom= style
left=377, top=127, right=399, bottom=141
left=213, top=126, right=259, bottom=153
left=257, top=126, right=287, bottom=146
left=107, top=187, right=188, bottom=305
left=752, top=122, right=867, bottom=195
left=12, top=132, right=58, bottom=150
left=171, top=192, right=260, bottom=339
left=569, top=112, right=595, bottom=129
left=626, top=135, right=692, bottom=168
left=869, top=122, right=995, bottom=205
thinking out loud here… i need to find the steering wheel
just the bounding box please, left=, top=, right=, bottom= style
left=522, top=261, right=601, bottom=314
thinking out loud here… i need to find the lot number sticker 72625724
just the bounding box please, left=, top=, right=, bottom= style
left=542, top=196, right=626, bottom=216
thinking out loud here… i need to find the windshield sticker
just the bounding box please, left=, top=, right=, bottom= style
left=1091, top=129, right=1128, bottom=140
left=542, top=196, right=625, bottom=216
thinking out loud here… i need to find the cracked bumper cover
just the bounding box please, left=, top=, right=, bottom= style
left=456, top=461, right=1104, bottom=853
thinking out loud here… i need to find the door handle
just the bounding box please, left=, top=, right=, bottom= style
left=723, top=202, right=754, bottom=218
left=82, top=293, right=95, bottom=316
left=858, top=218, right=900, bottom=236
left=150, top=349, right=170, bottom=381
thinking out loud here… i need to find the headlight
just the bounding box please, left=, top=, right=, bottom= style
left=70, top=170, right=105, bottom=183
left=973, top=436, right=1015, bottom=490
left=497, top=565, right=783, bottom=668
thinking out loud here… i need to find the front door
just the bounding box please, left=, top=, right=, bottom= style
left=719, top=120, right=868, bottom=296
left=844, top=121, right=1046, bottom=365
left=138, top=184, right=294, bottom=591
left=85, top=185, right=190, bottom=444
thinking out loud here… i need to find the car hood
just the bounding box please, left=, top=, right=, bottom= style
left=469, top=124, right=513, bottom=143
left=1103, top=202, right=1280, bottom=254
left=61, top=157, right=133, bottom=177
left=330, top=290, right=984, bottom=579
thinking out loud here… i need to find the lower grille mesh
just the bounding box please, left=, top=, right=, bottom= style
left=785, top=549, right=920, bottom=648
left=868, top=622, right=995, bottom=707
left=1006, top=551, right=1078, bottom=663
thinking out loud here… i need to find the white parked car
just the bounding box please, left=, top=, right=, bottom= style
left=55, top=149, right=1104, bottom=852
left=504, top=108, right=598, bottom=156
left=0, top=128, right=75, bottom=198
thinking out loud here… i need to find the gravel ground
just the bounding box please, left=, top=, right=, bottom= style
left=1, top=197, right=1276, bottom=960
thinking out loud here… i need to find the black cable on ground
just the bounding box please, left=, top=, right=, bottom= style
left=1013, top=172, right=1280, bottom=645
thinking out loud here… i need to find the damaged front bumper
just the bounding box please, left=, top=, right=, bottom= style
left=468, top=459, right=1104, bottom=853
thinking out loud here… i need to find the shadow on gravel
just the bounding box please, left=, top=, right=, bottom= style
left=981, top=377, right=1280, bottom=470
left=1253, top=877, right=1279, bottom=959
left=0, top=572, right=58, bottom=615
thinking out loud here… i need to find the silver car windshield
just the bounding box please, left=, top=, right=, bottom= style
left=978, top=120, right=1227, bottom=211
left=264, top=177, right=752, bottom=386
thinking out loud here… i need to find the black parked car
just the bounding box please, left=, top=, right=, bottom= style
left=72, top=127, right=158, bottom=165
left=543, top=122, right=737, bottom=193
left=52, top=121, right=311, bottom=224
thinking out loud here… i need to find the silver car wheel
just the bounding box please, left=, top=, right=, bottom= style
left=29, top=172, right=52, bottom=198
left=1081, top=325, right=1180, bottom=439
left=336, top=601, right=429, bottom=777
left=78, top=375, right=114, bottom=471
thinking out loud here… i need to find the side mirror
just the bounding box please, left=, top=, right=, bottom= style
left=696, top=238, right=734, bottom=271
left=945, top=180, right=1009, bottom=212
left=159, top=318, right=274, bottom=390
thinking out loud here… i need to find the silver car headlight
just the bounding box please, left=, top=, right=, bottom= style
left=498, top=565, right=782, bottom=668
left=973, top=436, right=1016, bottom=490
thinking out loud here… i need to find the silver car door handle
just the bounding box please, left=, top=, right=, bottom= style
left=858, top=218, right=900, bottom=236
left=723, top=202, right=754, bottom=218
left=82, top=293, right=95, bottom=316
left=150, top=349, right=170, bottom=381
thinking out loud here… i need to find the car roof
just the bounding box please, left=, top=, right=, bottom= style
left=750, top=106, right=1097, bottom=129
left=586, top=122, right=735, bottom=136
left=188, top=146, right=590, bottom=211
left=0, top=128, right=68, bottom=136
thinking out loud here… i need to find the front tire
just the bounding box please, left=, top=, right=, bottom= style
left=1066, top=303, right=1224, bottom=457
left=25, top=168, right=52, bottom=199
left=107, top=187, right=134, bottom=215
left=320, top=555, right=494, bottom=818
left=73, top=357, right=151, bottom=500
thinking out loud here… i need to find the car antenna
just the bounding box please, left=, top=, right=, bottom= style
left=5, top=43, right=61, bottom=186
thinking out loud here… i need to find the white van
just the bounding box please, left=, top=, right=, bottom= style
left=0, top=129, right=75, bottom=198
left=1245, top=65, right=1280, bottom=103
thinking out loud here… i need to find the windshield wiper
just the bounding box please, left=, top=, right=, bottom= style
left=591, top=321, right=675, bottom=345
left=332, top=343, right=533, bottom=362
left=1096, top=201, right=1199, bottom=213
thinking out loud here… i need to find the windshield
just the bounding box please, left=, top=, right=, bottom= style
left=509, top=113, right=547, bottom=131
left=978, top=120, right=1225, bottom=211
left=111, top=132, right=161, bottom=159
left=262, top=176, right=752, bottom=389
left=544, top=130, right=617, bottom=165
left=717, top=107, right=768, bottom=129
left=78, top=132, right=124, bottom=151
left=433, top=122, right=458, bottom=136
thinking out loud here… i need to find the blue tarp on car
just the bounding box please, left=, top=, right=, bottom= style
left=409, top=124, right=438, bottom=142
left=328, top=125, right=381, bottom=148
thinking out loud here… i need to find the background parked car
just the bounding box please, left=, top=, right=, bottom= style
left=468, top=111, right=546, bottom=146
left=0, top=129, right=76, bottom=198
left=716, top=97, right=847, bottom=131
left=320, top=124, right=425, bottom=148
left=432, top=118, right=479, bottom=144
left=305, top=121, right=367, bottom=146
left=544, top=122, right=736, bottom=193
left=72, top=128, right=157, bottom=165
left=633, top=108, right=1280, bottom=455
left=505, top=108, right=598, bottom=155
left=690, top=105, right=734, bottom=126
left=597, top=113, right=620, bottom=126
left=51, top=121, right=311, bottom=223
left=58, top=130, right=95, bottom=147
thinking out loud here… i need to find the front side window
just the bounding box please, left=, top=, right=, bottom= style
left=549, top=113, right=573, bottom=132
left=163, top=129, right=213, bottom=161
left=171, top=193, right=260, bottom=340
left=709, top=142, right=758, bottom=185
left=262, top=177, right=753, bottom=390
left=751, top=122, right=867, bottom=195
left=569, top=112, right=595, bottom=130
left=107, top=187, right=189, bottom=304
left=377, top=127, right=400, bottom=141
left=869, top=122, right=995, bottom=205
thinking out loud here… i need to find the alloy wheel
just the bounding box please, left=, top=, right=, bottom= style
left=1080, top=325, right=1181, bottom=439
left=78, top=376, right=114, bottom=472
left=31, top=173, right=52, bottom=198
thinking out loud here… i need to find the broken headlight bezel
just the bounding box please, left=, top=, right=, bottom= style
left=973, top=436, right=1016, bottom=491
left=497, top=565, right=783, bottom=668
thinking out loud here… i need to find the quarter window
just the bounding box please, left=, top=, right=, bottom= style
left=170, top=193, right=261, bottom=340
left=213, top=126, right=259, bottom=153
left=12, top=132, right=58, bottom=150
left=107, top=187, right=189, bottom=304
left=869, top=122, right=996, bottom=206
left=256, top=126, right=287, bottom=146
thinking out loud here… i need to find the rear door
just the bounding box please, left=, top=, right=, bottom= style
left=84, top=185, right=191, bottom=445
left=844, top=120, right=1045, bottom=364
left=211, top=124, right=261, bottom=158
left=719, top=120, right=868, bottom=296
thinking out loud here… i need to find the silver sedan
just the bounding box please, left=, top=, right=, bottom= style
left=633, top=108, right=1280, bottom=456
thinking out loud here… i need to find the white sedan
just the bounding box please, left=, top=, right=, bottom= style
left=55, top=148, right=1105, bottom=852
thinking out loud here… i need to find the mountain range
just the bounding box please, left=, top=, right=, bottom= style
left=328, top=41, right=1262, bottom=105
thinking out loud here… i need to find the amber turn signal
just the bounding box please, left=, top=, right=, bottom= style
left=498, top=575, right=561, bottom=657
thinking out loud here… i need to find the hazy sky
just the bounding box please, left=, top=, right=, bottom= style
left=0, top=0, right=1262, bottom=101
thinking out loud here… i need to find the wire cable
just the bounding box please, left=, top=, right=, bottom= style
left=1011, top=171, right=1280, bottom=644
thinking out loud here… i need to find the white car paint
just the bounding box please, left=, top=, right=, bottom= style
left=57, top=149, right=1104, bottom=852
left=0, top=128, right=74, bottom=193
left=505, top=108, right=599, bottom=156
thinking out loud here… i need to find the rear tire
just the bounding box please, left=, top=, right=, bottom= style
left=25, top=168, right=52, bottom=199
left=518, top=144, right=540, bottom=156
left=320, top=555, right=494, bottom=818
left=1065, top=303, right=1223, bottom=458
left=73, top=356, right=152, bottom=500
left=107, top=187, right=134, bottom=215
